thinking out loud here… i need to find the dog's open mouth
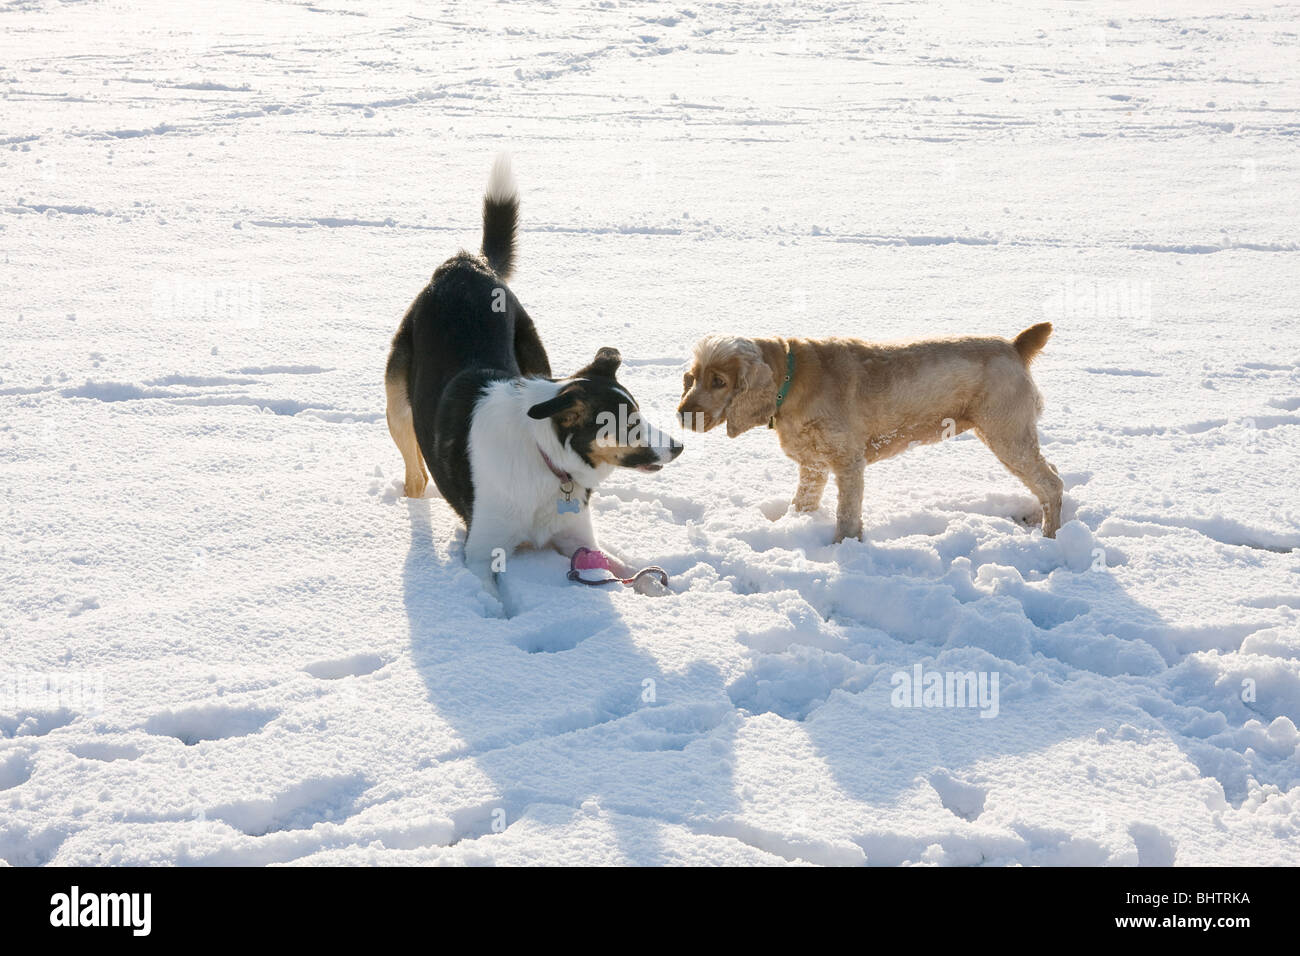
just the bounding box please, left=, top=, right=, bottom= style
left=636, top=463, right=663, bottom=473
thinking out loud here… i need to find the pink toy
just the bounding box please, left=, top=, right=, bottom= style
left=567, top=548, right=668, bottom=592
left=572, top=549, right=613, bottom=572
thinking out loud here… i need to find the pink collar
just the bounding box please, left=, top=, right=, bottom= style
left=538, top=446, right=573, bottom=485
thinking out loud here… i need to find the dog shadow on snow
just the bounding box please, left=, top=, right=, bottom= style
left=403, top=499, right=745, bottom=865
left=404, top=494, right=1287, bottom=865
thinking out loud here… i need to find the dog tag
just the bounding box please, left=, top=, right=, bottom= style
left=557, top=480, right=580, bottom=514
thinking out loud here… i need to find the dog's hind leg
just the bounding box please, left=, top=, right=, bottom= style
left=832, top=458, right=866, bottom=543
left=384, top=332, right=428, bottom=498
left=976, top=423, right=1063, bottom=538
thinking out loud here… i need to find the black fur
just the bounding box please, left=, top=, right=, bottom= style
left=481, top=194, right=518, bottom=282
left=388, top=172, right=546, bottom=525
left=392, top=252, right=546, bottom=525
left=387, top=169, right=681, bottom=531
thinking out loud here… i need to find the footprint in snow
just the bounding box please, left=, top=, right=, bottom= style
left=70, top=741, right=142, bottom=762
left=143, top=703, right=278, bottom=746
left=0, top=751, right=34, bottom=791
left=303, top=653, right=385, bottom=680
left=929, top=770, right=987, bottom=822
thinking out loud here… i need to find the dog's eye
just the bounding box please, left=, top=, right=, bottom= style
left=710, top=375, right=726, bottom=389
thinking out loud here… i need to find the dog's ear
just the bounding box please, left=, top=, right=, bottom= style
left=725, top=354, right=777, bottom=437
left=576, top=347, right=621, bottom=380
left=527, top=388, right=583, bottom=425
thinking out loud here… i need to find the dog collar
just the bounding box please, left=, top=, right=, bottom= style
left=539, top=445, right=580, bottom=513
left=768, top=348, right=795, bottom=429
left=538, top=446, right=572, bottom=484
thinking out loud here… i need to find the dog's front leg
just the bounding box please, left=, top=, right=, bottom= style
left=832, top=459, right=866, bottom=543
left=464, top=513, right=518, bottom=599
left=552, top=510, right=669, bottom=595
left=792, top=463, right=829, bottom=513
left=551, top=509, right=634, bottom=577
left=592, top=542, right=635, bottom=579
left=550, top=509, right=597, bottom=558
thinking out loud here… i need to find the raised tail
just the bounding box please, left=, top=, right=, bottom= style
left=480, top=154, right=518, bottom=281
left=1013, top=322, right=1052, bottom=364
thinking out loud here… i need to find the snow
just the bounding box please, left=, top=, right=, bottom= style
left=2, top=0, right=1298, bottom=866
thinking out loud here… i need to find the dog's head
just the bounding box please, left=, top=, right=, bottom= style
left=528, top=347, right=683, bottom=476
left=677, top=335, right=776, bottom=437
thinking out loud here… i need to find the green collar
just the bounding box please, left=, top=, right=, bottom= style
left=767, top=348, right=795, bottom=429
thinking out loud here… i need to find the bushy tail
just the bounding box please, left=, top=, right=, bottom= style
left=1013, top=322, right=1052, bottom=364
left=481, top=154, right=518, bottom=281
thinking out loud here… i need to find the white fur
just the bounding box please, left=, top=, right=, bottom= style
left=484, top=153, right=517, bottom=203
left=463, top=378, right=617, bottom=593
left=640, top=410, right=682, bottom=465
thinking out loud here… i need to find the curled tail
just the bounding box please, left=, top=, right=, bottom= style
left=1013, top=322, right=1052, bottom=364
left=481, top=154, right=518, bottom=281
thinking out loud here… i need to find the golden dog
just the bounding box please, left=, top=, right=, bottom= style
left=678, top=324, right=1063, bottom=542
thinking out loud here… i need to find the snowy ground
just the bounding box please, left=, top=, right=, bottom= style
left=2, top=0, right=1299, bottom=866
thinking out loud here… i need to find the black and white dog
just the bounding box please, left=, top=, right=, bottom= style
left=385, top=157, right=682, bottom=593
